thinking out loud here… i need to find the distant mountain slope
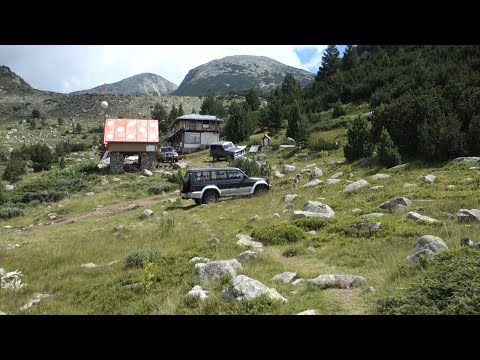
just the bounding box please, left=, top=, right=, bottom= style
left=173, top=55, right=315, bottom=96
left=70, top=73, right=178, bottom=96
left=0, top=65, right=35, bottom=95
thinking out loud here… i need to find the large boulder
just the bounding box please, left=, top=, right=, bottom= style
left=456, top=209, right=480, bottom=222
left=222, top=275, right=288, bottom=303
left=292, top=201, right=335, bottom=219
left=282, top=164, right=296, bottom=173
left=312, top=167, right=323, bottom=178
left=195, top=259, right=242, bottom=282
left=236, top=234, right=264, bottom=249
left=308, top=274, right=366, bottom=289
left=406, top=235, right=447, bottom=263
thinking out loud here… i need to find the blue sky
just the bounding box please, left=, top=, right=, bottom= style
left=0, top=45, right=346, bottom=93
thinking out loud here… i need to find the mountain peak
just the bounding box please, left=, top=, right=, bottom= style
left=173, top=55, right=314, bottom=96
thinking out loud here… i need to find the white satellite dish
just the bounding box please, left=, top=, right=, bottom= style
left=101, top=101, right=108, bottom=109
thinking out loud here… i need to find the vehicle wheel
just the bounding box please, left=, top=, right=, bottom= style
left=194, top=199, right=202, bottom=205
left=254, top=186, right=268, bottom=196
left=202, top=190, right=218, bottom=204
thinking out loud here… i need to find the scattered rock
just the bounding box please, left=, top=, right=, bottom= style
left=370, top=186, right=384, bottom=190
left=367, top=286, right=376, bottom=293
left=297, top=310, right=318, bottom=315
left=285, top=137, right=296, bottom=145
left=282, top=194, right=299, bottom=203
left=461, top=177, right=474, bottom=183
left=4, top=184, right=14, bottom=191
left=205, top=237, right=220, bottom=246
left=460, top=237, right=480, bottom=247
left=96, top=178, right=109, bottom=187
left=406, top=235, right=448, bottom=263
left=274, top=171, right=285, bottom=179
left=190, top=257, right=210, bottom=263
left=126, top=204, right=139, bottom=210
left=312, top=167, right=323, bottom=178
left=222, top=275, right=288, bottom=303
left=249, top=215, right=260, bottom=222
left=446, top=185, right=456, bottom=190
left=292, top=278, right=305, bottom=286
left=123, top=283, right=140, bottom=289
left=418, top=175, right=436, bottom=184
left=108, top=260, right=119, bottom=266
left=351, top=208, right=362, bottom=214
left=47, top=213, right=57, bottom=220
left=407, top=211, right=440, bottom=223
left=81, top=263, right=98, bottom=268
left=387, top=163, right=409, bottom=171
left=271, top=272, right=297, bottom=284
left=236, top=234, right=264, bottom=249
left=371, top=173, right=390, bottom=181
left=307, top=246, right=317, bottom=253
left=307, top=230, right=317, bottom=235
left=236, top=251, right=258, bottom=262
left=469, top=166, right=480, bottom=170
left=20, top=293, right=53, bottom=311
left=326, top=178, right=341, bottom=185
left=379, top=197, right=412, bottom=210
left=360, top=213, right=384, bottom=219
left=403, top=183, right=418, bottom=188
left=85, top=192, right=95, bottom=197
left=292, top=201, right=335, bottom=219
left=282, top=164, right=296, bottom=173
left=354, top=222, right=381, bottom=231
left=330, top=172, right=343, bottom=179
left=457, top=209, right=480, bottom=222
left=304, top=179, right=323, bottom=188
left=186, top=285, right=210, bottom=300
left=173, top=162, right=188, bottom=169
left=308, top=274, right=366, bottom=289
left=273, top=213, right=280, bottom=219
left=141, top=169, right=153, bottom=176
left=3, top=225, right=13, bottom=229
left=196, top=259, right=242, bottom=282
left=451, top=157, right=480, bottom=163
left=112, top=177, right=121, bottom=182
left=342, top=179, right=369, bottom=193
left=141, top=209, right=153, bottom=218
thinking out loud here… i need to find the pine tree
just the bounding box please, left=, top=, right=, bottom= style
left=178, top=103, right=184, bottom=117
left=281, top=74, right=300, bottom=104
left=342, top=45, right=359, bottom=71
left=343, top=115, right=373, bottom=162
left=167, top=104, right=179, bottom=123
left=315, top=45, right=341, bottom=81
left=266, top=88, right=283, bottom=131
left=151, top=102, right=168, bottom=134
left=287, top=100, right=301, bottom=140
left=376, top=127, right=401, bottom=168
left=245, top=87, right=261, bottom=111
left=200, top=90, right=227, bottom=117
left=59, top=156, right=66, bottom=169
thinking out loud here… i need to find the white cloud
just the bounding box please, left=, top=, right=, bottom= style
left=0, top=45, right=328, bottom=93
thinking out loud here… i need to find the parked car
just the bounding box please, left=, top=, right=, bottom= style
left=157, top=146, right=179, bottom=162
left=210, top=141, right=245, bottom=161
left=180, top=167, right=271, bottom=205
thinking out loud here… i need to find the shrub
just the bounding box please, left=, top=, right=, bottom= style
left=229, top=156, right=272, bottom=178
left=332, top=100, right=346, bottom=119
left=343, top=115, right=373, bottom=162
left=0, top=206, right=25, bottom=219
left=31, top=109, right=40, bottom=118
left=308, top=137, right=340, bottom=152
left=18, top=190, right=68, bottom=204
left=252, top=223, right=306, bottom=245
left=292, top=217, right=331, bottom=231
left=376, top=127, right=401, bottom=168
left=125, top=249, right=161, bottom=268
left=375, top=248, right=480, bottom=315
left=29, top=144, right=54, bottom=172
left=2, top=158, right=26, bottom=183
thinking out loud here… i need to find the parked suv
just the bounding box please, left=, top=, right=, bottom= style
left=157, top=146, right=179, bottom=162
left=210, top=141, right=245, bottom=161
left=180, top=167, right=271, bottom=205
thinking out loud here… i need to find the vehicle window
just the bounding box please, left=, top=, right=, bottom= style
left=195, top=171, right=211, bottom=182
left=228, top=170, right=243, bottom=180
left=215, top=170, right=227, bottom=180
left=224, top=142, right=234, bottom=150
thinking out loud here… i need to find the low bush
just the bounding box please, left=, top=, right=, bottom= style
left=252, top=223, right=306, bottom=245
left=230, top=156, right=272, bottom=178
left=292, top=217, right=331, bottom=231
left=125, top=249, right=161, bottom=268
left=0, top=206, right=25, bottom=219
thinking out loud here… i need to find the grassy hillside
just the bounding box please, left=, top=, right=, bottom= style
left=1, top=114, right=479, bottom=314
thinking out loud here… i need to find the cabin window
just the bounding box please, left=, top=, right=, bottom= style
left=185, top=132, right=200, bottom=144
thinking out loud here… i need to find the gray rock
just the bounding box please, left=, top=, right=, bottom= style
left=173, top=162, right=188, bottom=169
left=387, top=163, right=409, bottom=171
left=418, top=174, right=436, bottom=184
left=293, top=210, right=333, bottom=219
left=249, top=215, right=260, bottom=222
left=222, top=275, right=288, bottom=303
left=303, top=201, right=334, bottom=215
left=301, top=168, right=312, bottom=175
left=304, top=179, right=323, bottom=188
left=256, top=154, right=267, bottom=161
left=283, top=164, right=296, bottom=173
left=360, top=213, right=384, bottom=219
left=186, top=285, right=209, bottom=300
left=469, top=166, right=480, bottom=170
left=47, top=213, right=57, bottom=220
left=4, top=184, right=14, bottom=191
left=297, top=310, right=318, bottom=315
left=403, top=183, right=418, bottom=188
left=20, top=293, right=53, bottom=311
left=126, top=204, right=139, bottom=210
left=3, top=225, right=13, bottom=229
left=308, top=274, right=366, bottom=289
left=112, top=177, right=121, bottom=182
left=307, top=246, right=317, bottom=253
left=205, top=237, right=220, bottom=246
left=271, top=272, right=297, bottom=284
left=123, top=283, right=141, bottom=289
left=457, top=209, right=480, bottom=222
left=312, top=167, right=323, bottom=178
left=379, top=197, right=412, bottom=209
left=141, top=169, right=153, bottom=176
left=330, top=172, right=343, bottom=179
left=406, top=235, right=448, bottom=262
left=236, top=251, right=258, bottom=262
left=460, top=237, right=480, bottom=247
left=446, top=185, right=456, bottom=190
left=195, top=259, right=242, bottom=282
left=285, top=137, right=296, bottom=145
left=451, top=156, right=480, bottom=163
left=108, top=260, right=119, bottom=266
left=141, top=209, right=153, bottom=217
left=236, top=234, right=264, bottom=249
left=351, top=208, right=362, bottom=214
left=189, top=257, right=210, bottom=263
left=292, top=278, right=305, bottom=286
left=367, top=286, right=376, bottom=293
left=85, top=192, right=95, bottom=197
left=81, top=263, right=98, bottom=268
left=407, top=211, right=440, bottom=223
left=274, top=213, right=280, bottom=219
left=326, top=178, right=341, bottom=185
left=461, top=177, right=474, bottom=183
left=370, top=186, right=384, bottom=191
left=274, top=171, right=285, bottom=179
left=343, top=179, right=369, bottom=193
left=282, top=194, right=299, bottom=203
left=354, top=222, right=381, bottom=231
left=307, top=230, right=317, bottom=235
left=161, top=171, right=173, bottom=178
left=371, top=173, right=390, bottom=181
